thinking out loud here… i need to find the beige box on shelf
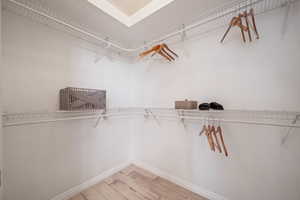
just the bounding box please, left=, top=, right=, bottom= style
left=175, top=99, right=198, bottom=110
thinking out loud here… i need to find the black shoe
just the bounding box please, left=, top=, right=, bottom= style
left=199, top=103, right=210, bottom=110
left=209, top=102, right=224, bottom=110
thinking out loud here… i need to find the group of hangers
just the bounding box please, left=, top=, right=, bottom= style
left=221, top=8, right=259, bottom=43
left=199, top=119, right=228, bottom=157
left=139, top=43, right=178, bottom=62
left=140, top=8, right=259, bottom=60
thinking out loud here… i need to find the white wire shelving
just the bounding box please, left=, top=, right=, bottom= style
left=2, top=108, right=300, bottom=128
left=3, top=0, right=299, bottom=58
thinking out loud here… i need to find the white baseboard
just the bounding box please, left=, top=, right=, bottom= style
left=50, top=162, right=131, bottom=200
left=133, top=160, right=228, bottom=200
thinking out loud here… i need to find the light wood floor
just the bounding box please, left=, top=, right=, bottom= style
left=69, top=165, right=208, bottom=200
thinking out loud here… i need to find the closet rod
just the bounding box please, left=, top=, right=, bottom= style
left=3, top=115, right=100, bottom=127
left=143, top=111, right=300, bottom=128
left=7, top=0, right=294, bottom=53
left=2, top=112, right=144, bottom=127
left=158, top=115, right=300, bottom=128
left=3, top=111, right=300, bottom=128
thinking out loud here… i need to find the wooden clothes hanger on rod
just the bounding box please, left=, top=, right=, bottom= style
left=216, top=121, right=229, bottom=157
left=162, top=43, right=178, bottom=58
left=243, top=10, right=252, bottom=42
left=221, top=8, right=259, bottom=43
left=211, top=120, right=222, bottom=153
left=207, top=123, right=216, bottom=152
left=139, top=43, right=178, bottom=62
left=200, top=119, right=213, bottom=151
left=200, top=119, right=215, bottom=152
left=249, top=8, right=260, bottom=39
left=200, top=119, right=229, bottom=157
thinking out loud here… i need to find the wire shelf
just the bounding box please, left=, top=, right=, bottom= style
left=2, top=108, right=300, bottom=128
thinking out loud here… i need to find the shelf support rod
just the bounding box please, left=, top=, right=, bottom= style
left=281, top=114, right=300, bottom=144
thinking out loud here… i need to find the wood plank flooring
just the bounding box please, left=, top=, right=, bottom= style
left=69, top=165, right=208, bottom=200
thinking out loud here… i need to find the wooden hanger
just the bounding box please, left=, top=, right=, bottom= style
left=140, top=45, right=161, bottom=58
left=152, top=44, right=178, bottom=60
left=220, top=17, right=235, bottom=43
left=200, top=120, right=229, bottom=156
left=249, top=8, right=259, bottom=39
left=243, top=11, right=252, bottom=42
left=200, top=122, right=214, bottom=151
left=199, top=124, right=208, bottom=136
left=160, top=47, right=175, bottom=61
left=156, top=48, right=173, bottom=61
left=221, top=9, right=259, bottom=43
left=162, top=43, right=178, bottom=58
left=221, top=15, right=246, bottom=43
left=200, top=123, right=211, bottom=150
left=216, top=125, right=228, bottom=157
left=207, top=124, right=215, bottom=152
left=238, top=13, right=247, bottom=43
left=140, top=43, right=178, bottom=62
left=211, top=124, right=222, bottom=153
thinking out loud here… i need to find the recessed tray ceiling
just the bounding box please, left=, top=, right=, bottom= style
left=107, top=0, right=152, bottom=16
left=87, top=0, right=176, bottom=27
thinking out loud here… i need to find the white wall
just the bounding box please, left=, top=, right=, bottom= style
left=0, top=0, right=3, bottom=199
left=2, top=10, right=134, bottom=200
left=131, top=3, right=300, bottom=200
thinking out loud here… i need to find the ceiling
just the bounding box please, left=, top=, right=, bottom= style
left=5, top=0, right=233, bottom=48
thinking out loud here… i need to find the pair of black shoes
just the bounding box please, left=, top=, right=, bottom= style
left=199, top=102, right=224, bottom=110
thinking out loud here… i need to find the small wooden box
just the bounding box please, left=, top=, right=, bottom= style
left=175, top=99, right=198, bottom=110
left=60, top=87, right=106, bottom=111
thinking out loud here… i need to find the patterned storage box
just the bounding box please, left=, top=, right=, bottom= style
left=59, top=87, right=106, bottom=111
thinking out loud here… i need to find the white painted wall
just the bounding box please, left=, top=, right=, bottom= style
left=131, top=3, right=300, bottom=200
left=2, top=10, right=134, bottom=200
